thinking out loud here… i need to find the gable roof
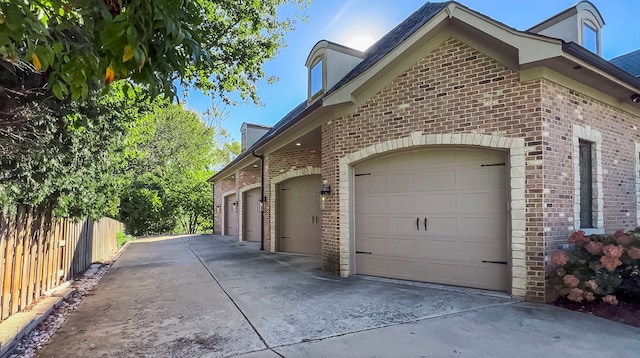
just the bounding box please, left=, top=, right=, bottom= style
left=209, top=2, right=451, bottom=182
left=610, top=49, right=640, bottom=78
left=209, top=1, right=640, bottom=183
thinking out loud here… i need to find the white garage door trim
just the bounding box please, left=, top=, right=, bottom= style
left=270, top=167, right=321, bottom=252
left=339, top=132, right=526, bottom=297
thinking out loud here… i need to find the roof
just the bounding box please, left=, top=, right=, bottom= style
left=209, top=2, right=450, bottom=183
left=610, top=49, right=640, bottom=78
left=209, top=1, right=640, bottom=183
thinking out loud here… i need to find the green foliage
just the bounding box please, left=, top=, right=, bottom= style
left=0, top=0, right=308, bottom=102
left=550, top=229, right=640, bottom=304
left=118, top=102, right=238, bottom=235
left=116, top=231, right=134, bottom=247
left=0, top=83, right=159, bottom=218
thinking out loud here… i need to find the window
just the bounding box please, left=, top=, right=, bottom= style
left=582, top=22, right=597, bottom=53
left=310, top=59, right=323, bottom=96
left=573, top=124, right=603, bottom=234
left=579, top=140, right=593, bottom=228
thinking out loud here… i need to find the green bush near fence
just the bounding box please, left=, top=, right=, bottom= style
left=116, top=232, right=135, bottom=248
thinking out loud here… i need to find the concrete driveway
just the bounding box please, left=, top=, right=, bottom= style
left=37, top=235, right=639, bottom=358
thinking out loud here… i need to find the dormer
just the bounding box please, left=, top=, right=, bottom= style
left=305, top=41, right=366, bottom=102
left=528, top=1, right=605, bottom=56
left=241, top=122, right=271, bottom=152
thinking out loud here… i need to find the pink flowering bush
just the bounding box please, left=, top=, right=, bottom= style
left=551, top=228, right=640, bottom=304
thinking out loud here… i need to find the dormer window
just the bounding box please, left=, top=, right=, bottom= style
left=310, top=58, right=324, bottom=97
left=582, top=21, right=598, bottom=53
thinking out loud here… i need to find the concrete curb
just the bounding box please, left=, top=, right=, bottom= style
left=0, top=286, right=77, bottom=358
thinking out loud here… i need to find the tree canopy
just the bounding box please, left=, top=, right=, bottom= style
left=0, top=0, right=306, bottom=102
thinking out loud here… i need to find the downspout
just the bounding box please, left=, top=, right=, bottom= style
left=211, top=183, right=215, bottom=234
left=252, top=150, right=265, bottom=250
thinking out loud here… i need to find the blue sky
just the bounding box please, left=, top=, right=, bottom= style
left=183, top=0, right=639, bottom=142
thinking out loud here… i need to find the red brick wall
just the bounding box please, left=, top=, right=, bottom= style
left=322, top=38, right=546, bottom=300
left=541, top=80, right=640, bottom=252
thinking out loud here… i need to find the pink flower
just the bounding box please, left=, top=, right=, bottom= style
left=585, top=241, right=603, bottom=255
left=600, top=255, right=623, bottom=271
left=602, top=295, right=619, bottom=305
left=568, top=230, right=589, bottom=245
left=585, top=279, right=598, bottom=291
left=567, top=288, right=584, bottom=302
left=627, top=247, right=640, bottom=260
left=615, top=230, right=632, bottom=246
left=563, top=274, right=580, bottom=288
left=584, top=292, right=595, bottom=302
left=551, top=251, right=569, bottom=266
left=603, top=244, right=624, bottom=258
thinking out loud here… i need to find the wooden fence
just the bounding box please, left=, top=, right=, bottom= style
left=0, top=207, right=125, bottom=322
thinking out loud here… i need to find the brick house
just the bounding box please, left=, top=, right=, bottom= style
left=208, top=1, right=640, bottom=302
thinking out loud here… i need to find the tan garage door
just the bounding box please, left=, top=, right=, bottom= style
left=224, top=194, right=238, bottom=236
left=355, top=149, right=509, bottom=291
left=278, top=175, right=321, bottom=255
left=244, top=188, right=262, bottom=242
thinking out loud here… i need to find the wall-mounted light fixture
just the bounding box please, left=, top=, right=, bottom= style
left=259, top=197, right=266, bottom=212
left=215, top=205, right=221, bottom=214
left=632, top=93, right=640, bottom=104
left=320, top=180, right=331, bottom=209
left=232, top=201, right=238, bottom=213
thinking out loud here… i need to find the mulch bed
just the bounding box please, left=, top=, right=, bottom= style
left=553, top=297, right=640, bottom=328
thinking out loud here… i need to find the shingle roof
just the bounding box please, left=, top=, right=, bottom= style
left=610, top=49, right=640, bottom=78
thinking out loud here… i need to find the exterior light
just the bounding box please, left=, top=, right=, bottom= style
left=320, top=180, right=331, bottom=209
left=296, top=142, right=302, bottom=146
left=632, top=94, right=640, bottom=104
left=215, top=205, right=221, bottom=214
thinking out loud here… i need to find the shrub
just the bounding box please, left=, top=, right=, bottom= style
left=550, top=229, right=640, bottom=305
left=116, top=231, right=134, bottom=248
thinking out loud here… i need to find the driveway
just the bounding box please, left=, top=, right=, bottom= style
left=37, top=235, right=639, bottom=357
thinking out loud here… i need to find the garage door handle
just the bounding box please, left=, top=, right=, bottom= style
left=424, top=217, right=428, bottom=231
left=356, top=251, right=372, bottom=255
left=482, top=260, right=508, bottom=265
left=416, top=217, right=420, bottom=231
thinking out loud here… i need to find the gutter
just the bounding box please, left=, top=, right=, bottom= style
left=251, top=150, right=265, bottom=251
left=208, top=99, right=324, bottom=183
left=562, top=42, right=640, bottom=90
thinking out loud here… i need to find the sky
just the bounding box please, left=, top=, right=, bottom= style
left=182, top=0, right=639, bottom=142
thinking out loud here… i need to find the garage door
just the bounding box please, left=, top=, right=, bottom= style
left=244, top=188, right=262, bottom=242
left=278, top=175, right=321, bottom=255
left=355, top=149, right=509, bottom=291
left=224, top=194, right=238, bottom=236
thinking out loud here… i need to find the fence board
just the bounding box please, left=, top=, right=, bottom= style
left=0, top=208, right=124, bottom=322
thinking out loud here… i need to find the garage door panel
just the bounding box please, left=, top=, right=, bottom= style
left=425, top=217, right=457, bottom=235
left=415, top=193, right=457, bottom=213
left=357, top=256, right=388, bottom=276
left=387, top=238, right=415, bottom=257
left=356, top=215, right=389, bottom=235
left=415, top=170, right=456, bottom=190
left=388, top=195, right=415, bottom=213
left=389, top=260, right=415, bottom=278
left=355, top=148, right=508, bottom=292
left=225, top=194, right=238, bottom=236
left=357, top=195, right=388, bottom=214
left=389, top=217, right=420, bottom=236
left=388, top=173, right=414, bottom=192
left=458, top=216, right=506, bottom=237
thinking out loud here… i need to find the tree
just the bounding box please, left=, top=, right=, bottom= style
left=119, top=102, right=238, bottom=235
left=0, top=83, right=159, bottom=218
left=0, top=0, right=307, bottom=102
